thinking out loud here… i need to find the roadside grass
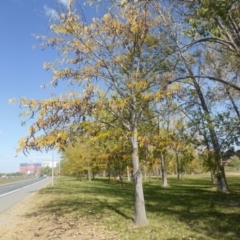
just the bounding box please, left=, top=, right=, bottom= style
left=0, top=176, right=35, bottom=185
left=28, top=174, right=240, bottom=240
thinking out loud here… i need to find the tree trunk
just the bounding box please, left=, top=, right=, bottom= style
left=155, top=164, right=159, bottom=180
left=159, top=166, right=162, bottom=178
left=217, top=165, right=228, bottom=192
left=87, top=162, right=91, bottom=181
left=131, top=125, right=148, bottom=226
left=176, top=152, right=180, bottom=181
left=210, top=169, right=217, bottom=184
left=144, top=169, right=147, bottom=180
left=148, top=171, right=152, bottom=182
left=108, top=168, right=111, bottom=183
left=180, top=165, right=184, bottom=181
left=108, top=164, right=112, bottom=183
left=119, top=174, right=124, bottom=188
left=156, top=164, right=159, bottom=178
left=161, top=153, right=168, bottom=187
left=77, top=172, right=82, bottom=181
left=127, top=166, right=131, bottom=182
left=180, top=171, right=184, bottom=181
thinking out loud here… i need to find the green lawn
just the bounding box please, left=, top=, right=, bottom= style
left=32, top=174, right=240, bottom=240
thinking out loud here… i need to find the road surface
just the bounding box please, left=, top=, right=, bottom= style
left=0, top=177, right=51, bottom=214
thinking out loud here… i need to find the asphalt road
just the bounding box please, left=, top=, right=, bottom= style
left=0, top=177, right=51, bottom=214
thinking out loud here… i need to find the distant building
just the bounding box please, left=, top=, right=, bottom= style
left=42, top=161, right=58, bottom=168
left=19, top=163, right=41, bottom=175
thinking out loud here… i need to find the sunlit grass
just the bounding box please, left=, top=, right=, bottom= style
left=31, top=174, right=240, bottom=240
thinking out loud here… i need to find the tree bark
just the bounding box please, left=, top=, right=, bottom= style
left=127, top=166, right=131, bottom=182
left=87, top=162, right=91, bottom=181
left=217, top=165, right=228, bottom=192
left=210, top=169, right=217, bottom=185
left=176, top=152, right=180, bottom=181
left=131, top=125, right=148, bottom=226
left=119, top=173, right=124, bottom=188
left=77, top=172, right=82, bottom=181
left=180, top=171, right=184, bottom=181
left=161, top=152, right=168, bottom=187
left=155, top=164, right=160, bottom=180
left=180, top=165, right=184, bottom=181
left=144, top=169, right=147, bottom=181
left=148, top=171, right=152, bottom=182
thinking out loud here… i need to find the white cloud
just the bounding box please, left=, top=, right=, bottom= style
left=44, top=5, right=59, bottom=20
left=58, top=0, right=69, bottom=7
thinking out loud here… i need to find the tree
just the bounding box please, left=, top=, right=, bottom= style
left=229, top=155, right=240, bottom=170
left=40, top=166, right=52, bottom=176
left=15, top=1, right=179, bottom=226
left=61, top=140, right=93, bottom=180
left=170, top=0, right=240, bottom=58
left=172, top=44, right=230, bottom=191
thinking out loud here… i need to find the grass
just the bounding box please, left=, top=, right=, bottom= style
left=28, top=174, right=240, bottom=240
left=0, top=176, right=35, bottom=185
left=225, top=166, right=239, bottom=171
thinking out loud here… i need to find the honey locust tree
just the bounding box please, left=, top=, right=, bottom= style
left=203, top=49, right=240, bottom=121
left=15, top=1, right=179, bottom=226
left=60, top=119, right=109, bottom=179
left=61, top=136, right=100, bottom=180
left=168, top=118, right=195, bottom=181
left=61, top=147, right=87, bottom=180
left=152, top=127, right=172, bottom=187
left=151, top=96, right=179, bottom=187
left=174, top=0, right=240, bottom=55
left=171, top=0, right=240, bottom=92
left=81, top=118, right=132, bottom=185
left=229, top=155, right=240, bottom=170
left=171, top=42, right=229, bottom=190
left=142, top=107, right=174, bottom=187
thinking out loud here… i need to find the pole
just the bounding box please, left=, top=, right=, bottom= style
left=52, top=150, right=54, bottom=187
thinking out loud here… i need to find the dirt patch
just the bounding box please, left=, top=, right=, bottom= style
left=0, top=189, right=117, bottom=240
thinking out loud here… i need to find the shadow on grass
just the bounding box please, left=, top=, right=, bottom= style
left=144, top=177, right=240, bottom=239
left=26, top=178, right=134, bottom=222
left=26, top=176, right=240, bottom=239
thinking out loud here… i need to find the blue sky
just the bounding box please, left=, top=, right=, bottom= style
left=0, top=0, right=94, bottom=173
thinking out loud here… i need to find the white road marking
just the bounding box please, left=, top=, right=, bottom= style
left=0, top=178, right=48, bottom=198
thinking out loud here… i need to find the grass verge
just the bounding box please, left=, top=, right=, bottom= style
left=0, top=176, right=35, bottom=185
left=21, top=174, right=240, bottom=240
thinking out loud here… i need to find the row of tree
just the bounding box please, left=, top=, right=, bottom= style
left=60, top=118, right=202, bottom=181
left=13, top=0, right=240, bottom=226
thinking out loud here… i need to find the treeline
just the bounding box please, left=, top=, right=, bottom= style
left=0, top=172, right=24, bottom=177
left=60, top=119, right=204, bottom=184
